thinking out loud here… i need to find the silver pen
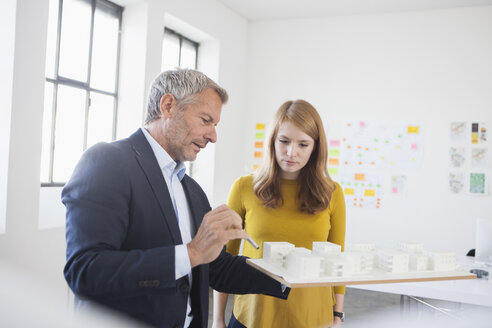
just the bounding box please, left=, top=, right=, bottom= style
left=246, top=236, right=259, bottom=249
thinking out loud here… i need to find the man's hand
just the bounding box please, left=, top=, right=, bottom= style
left=187, top=205, right=249, bottom=267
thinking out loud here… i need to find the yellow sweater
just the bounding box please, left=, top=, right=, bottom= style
left=226, top=175, right=346, bottom=328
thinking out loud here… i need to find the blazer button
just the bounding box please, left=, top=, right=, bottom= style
left=179, top=283, right=189, bottom=293
left=152, top=280, right=160, bottom=287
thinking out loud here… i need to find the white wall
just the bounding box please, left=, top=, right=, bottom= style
left=245, top=6, right=492, bottom=254
left=0, top=0, right=17, bottom=234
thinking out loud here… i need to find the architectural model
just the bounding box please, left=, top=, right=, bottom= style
left=262, top=241, right=457, bottom=280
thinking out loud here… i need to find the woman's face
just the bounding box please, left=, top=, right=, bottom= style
left=274, top=121, right=315, bottom=180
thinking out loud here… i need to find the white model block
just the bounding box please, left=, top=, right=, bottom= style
left=322, top=253, right=361, bottom=277
left=409, top=254, right=428, bottom=271
left=425, top=251, right=456, bottom=271
left=349, top=243, right=376, bottom=252
left=286, top=251, right=323, bottom=279
left=398, top=241, right=424, bottom=254
left=312, top=242, right=342, bottom=256
left=377, top=249, right=409, bottom=273
left=354, top=252, right=374, bottom=274
left=263, top=242, right=295, bottom=268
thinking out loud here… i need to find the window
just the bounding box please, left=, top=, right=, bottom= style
left=41, top=0, right=122, bottom=185
left=162, top=28, right=199, bottom=71
left=162, top=28, right=199, bottom=175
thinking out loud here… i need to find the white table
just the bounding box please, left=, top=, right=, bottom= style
left=351, top=257, right=492, bottom=308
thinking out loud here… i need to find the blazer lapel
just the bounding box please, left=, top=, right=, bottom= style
left=181, top=177, right=203, bottom=236
left=129, top=129, right=182, bottom=245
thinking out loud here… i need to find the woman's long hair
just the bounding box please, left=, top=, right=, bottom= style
left=253, top=100, right=335, bottom=214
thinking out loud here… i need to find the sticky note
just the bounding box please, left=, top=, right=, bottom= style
left=328, top=158, right=339, bottom=166
left=328, top=168, right=338, bottom=176
left=364, top=189, right=376, bottom=197
left=411, top=143, right=418, bottom=150
left=256, top=123, right=265, bottom=130
left=329, top=149, right=340, bottom=156
left=253, top=164, right=259, bottom=171
left=329, top=139, right=340, bottom=147
left=254, top=141, right=264, bottom=148
left=255, top=132, right=264, bottom=140
left=354, top=173, right=365, bottom=181
left=392, top=187, right=398, bottom=193
left=254, top=151, right=262, bottom=158
left=344, top=188, right=355, bottom=195
left=407, top=126, right=419, bottom=134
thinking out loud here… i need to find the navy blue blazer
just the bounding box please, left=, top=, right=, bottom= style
left=63, top=129, right=288, bottom=328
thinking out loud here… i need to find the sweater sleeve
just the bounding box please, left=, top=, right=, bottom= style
left=226, top=177, right=246, bottom=256
left=328, top=182, right=347, bottom=295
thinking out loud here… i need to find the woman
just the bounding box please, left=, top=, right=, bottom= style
left=213, top=100, right=346, bottom=328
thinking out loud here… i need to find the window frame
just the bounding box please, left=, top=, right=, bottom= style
left=41, top=0, right=123, bottom=187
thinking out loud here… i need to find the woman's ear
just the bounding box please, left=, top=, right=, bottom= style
left=159, top=94, right=176, bottom=118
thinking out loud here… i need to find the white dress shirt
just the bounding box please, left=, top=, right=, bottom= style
left=141, top=127, right=194, bottom=327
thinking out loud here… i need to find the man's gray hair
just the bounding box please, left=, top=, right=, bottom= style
left=145, top=69, right=229, bottom=124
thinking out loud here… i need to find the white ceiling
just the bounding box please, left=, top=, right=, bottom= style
left=218, top=0, right=492, bottom=21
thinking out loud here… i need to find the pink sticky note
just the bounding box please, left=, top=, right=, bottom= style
left=329, top=139, right=340, bottom=147
left=392, top=187, right=398, bottom=193
left=411, top=143, right=418, bottom=150
left=360, top=121, right=366, bottom=127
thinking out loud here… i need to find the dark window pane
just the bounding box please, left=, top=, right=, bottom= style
left=58, top=0, right=91, bottom=81
left=90, top=4, right=119, bottom=91
left=52, top=85, right=86, bottom=182
left=87, top=92, right=114, bottom=148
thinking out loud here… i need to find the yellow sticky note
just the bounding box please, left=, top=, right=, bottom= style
left=328, top=168, right=338, bottom=176
left=329, top=149, right=340, bottom=157
left=364, top=189, right=376, bottom=197
left=255, top=132, right=265, bottom=140
left=354, top=173, right=365, bottom=181
left=256, top=123, right=265, bottom=130
left=471, top=133, right=478, bottom=144
left=407, top=126, right=419, bottom=134
left=344, top=188, right=355, bottom=195
left=253, top=164, right=259, bottom=171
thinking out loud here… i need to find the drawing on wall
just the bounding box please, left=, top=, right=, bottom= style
left=448, top=172, right=465, bottom=194
left=328, top=139, right=340, bottom=176
left=471, top=148, right=488, bottom=169
left=340, top=121, right=423, bottom=170
left=450, top=122, right=466, bottom=142
left=471, top=122, right=488, bottom=144
left=339, top=173, right=383, bottom=209
left=390, top=175, right=407, bottom=196
left=469, top=172, right=488, bottom=195
left=449, top=147, right=465, bottom=168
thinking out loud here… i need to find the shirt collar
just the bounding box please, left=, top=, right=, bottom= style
left=141, top=127, right=186, bottom=181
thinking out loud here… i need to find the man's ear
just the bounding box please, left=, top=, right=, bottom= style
left=159, top=94, right=176, bottom=118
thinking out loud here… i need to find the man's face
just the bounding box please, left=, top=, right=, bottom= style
left=162, top=88, right=222, bottom=162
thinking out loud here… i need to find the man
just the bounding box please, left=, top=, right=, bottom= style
left=63, top=69, right=289, bottom=328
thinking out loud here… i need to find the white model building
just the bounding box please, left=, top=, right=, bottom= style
left=263, top=242, right=295, bottom=268
left=348, top=243, right=376, bottom=252
left=312, top=241, right=341, bottom=256
left=286, top=248, right=324, bottom=279
left=377, top=249, right=409, bottom=273
left=398, top=241, right=424, bottom=253
left=409, top=254, right=429, bottom=271
left=424, top=251, right=456, bottom=271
